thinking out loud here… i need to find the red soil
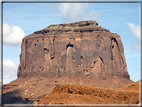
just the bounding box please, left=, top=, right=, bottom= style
left=33, top=83, right=140, bottom=104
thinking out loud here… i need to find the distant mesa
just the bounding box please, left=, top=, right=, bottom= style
left=17, top=20, right=130, bottom=80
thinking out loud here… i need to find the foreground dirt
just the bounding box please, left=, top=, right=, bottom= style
left=2, top=76, right=134, bottom=104
left=33, top=84, right=140, bottom=104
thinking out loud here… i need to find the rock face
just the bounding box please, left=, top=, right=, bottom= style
left=17, top=20, right=130, bottom=79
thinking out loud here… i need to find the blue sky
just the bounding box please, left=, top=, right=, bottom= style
left=2, top=1, right=140, bottom=84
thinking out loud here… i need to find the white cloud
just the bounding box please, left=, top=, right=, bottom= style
left=127, top=22, right=140, bottom=50
left=58, top=3, right=100, bottom=22
left=3, top=59, right=17, bottom=84
left=127, top=22, right=140, bottom=39
left=3, top=22, right=26, bottom=46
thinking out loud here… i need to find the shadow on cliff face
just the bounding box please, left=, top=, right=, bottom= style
left=2, top=89, right=32, bottom=104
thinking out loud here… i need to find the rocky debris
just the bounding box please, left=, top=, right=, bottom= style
left=17, top=20, right=130, bottom=80
left=2, top=77, right=54, bottom=104
left=33, top=84, right=139, bottom=104
left=2, top=76, right=133, bottom=104
left=2, top=77, right=31, bottom=93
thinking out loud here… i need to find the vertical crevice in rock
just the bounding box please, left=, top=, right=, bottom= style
left=111, top=37, right=123, bottom=77
left=121, top=56, right=124, bottom=70
left=66, top=43, right=73, bottom=72
left=111, top=38, right=120, bottom=52
left=111, top=40, right=114, bottom=60
left=25, top=39, right=28, bottom=77
left=24, top=39, right=28, bottom=70
left=42, top=38, right=44, bottom=75
left=51, top=36, right=55, bottom=59
left=90, top=56, right=104, bottom=79
left=44, top=47, right=50, bottom=75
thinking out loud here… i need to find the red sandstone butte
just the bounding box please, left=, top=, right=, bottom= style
left=17, top=20, right=130, bottom=80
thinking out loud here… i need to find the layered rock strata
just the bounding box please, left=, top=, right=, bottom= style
left=17, top=20, right=129, bottom=79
